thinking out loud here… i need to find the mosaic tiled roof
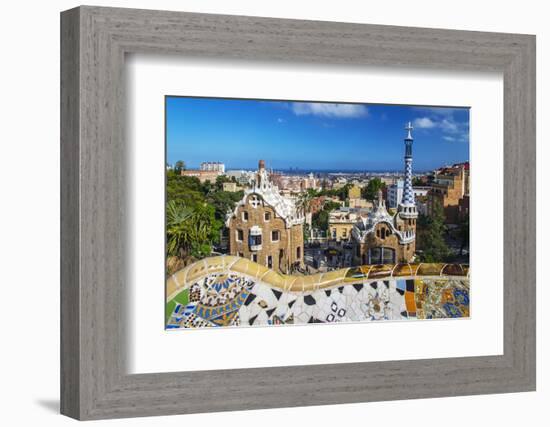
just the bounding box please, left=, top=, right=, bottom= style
left=226, top=165, right=304, bottom=228
left=352, top=190, right=414, bottom=244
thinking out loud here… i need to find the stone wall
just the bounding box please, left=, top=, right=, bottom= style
left=228, top=194, right=303, bottom=273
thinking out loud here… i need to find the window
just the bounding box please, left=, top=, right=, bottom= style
left=264, top=212, right=271, bottom=221
left=238, top=252, right=243, bottom=258
left=249, top=195, right=261, bottom=208
left=369, top=247, right=395, bottom=264
left=249, top=233, right=262, bottom=247
left=296, top=246, right=301, bottom=259
left=236, top=229, right=243, bottom=242
left=342, top=229, right=347, bottom=237
left=252, top=254, right=258, bottom=262
left=242, top=211, right=248, bottom=221
left=267, top=255, right=273, bottom=268
left=271, top=230, right=280, bottom=242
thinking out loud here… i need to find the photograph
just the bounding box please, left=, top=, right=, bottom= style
left=165, top=97, right=471, bottom=329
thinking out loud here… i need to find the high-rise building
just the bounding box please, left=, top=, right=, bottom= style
left=387, top=180, right=404, bottom=208
left=200, top=161, right=225, bottom=173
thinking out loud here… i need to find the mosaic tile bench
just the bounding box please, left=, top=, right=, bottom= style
left=166, top=256, right=470, bottom=329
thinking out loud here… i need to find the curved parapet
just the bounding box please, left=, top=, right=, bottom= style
left=165, top=256, right=470, bottom=329
left=166, top=255, right=469, bottom=302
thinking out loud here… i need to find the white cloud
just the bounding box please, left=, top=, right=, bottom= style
left=413, top=109, right=469, bottom=143
left=440, top=119, right=459, bottom=133
left=276, top=118, right=285, bottom=124
left=413, top=117, right=436, bottom=128
left=289, top=102, right=368, bottom=118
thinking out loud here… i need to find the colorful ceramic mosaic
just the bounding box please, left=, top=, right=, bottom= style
left=166, top=256, right=469, bottom=329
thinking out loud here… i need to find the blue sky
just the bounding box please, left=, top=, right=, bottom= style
left=166, top=97, right=469, bottom=171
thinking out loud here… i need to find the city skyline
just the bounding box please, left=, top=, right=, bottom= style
left=166, top=96, right=470, bottom=171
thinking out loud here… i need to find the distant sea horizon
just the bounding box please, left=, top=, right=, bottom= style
left=223, top=167, right=431, bottom=175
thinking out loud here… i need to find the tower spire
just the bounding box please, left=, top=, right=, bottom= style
left=398, top=122, right=417, bottom=217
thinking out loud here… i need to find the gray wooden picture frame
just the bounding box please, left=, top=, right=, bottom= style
left=60, top=5, right=536, bottom=420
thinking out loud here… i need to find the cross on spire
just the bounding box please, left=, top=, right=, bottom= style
left=405, top=121, right=413, bottom=140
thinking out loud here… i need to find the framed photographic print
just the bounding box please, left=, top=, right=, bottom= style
left=164, top=98, right=471, bottom=330
left=61, top=6, right=536, bottom=420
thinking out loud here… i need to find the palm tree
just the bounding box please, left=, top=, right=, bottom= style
left=166, top=200, right=220, bottom=260
left=166, top=200, right=194, bottom=258
left=296, top=191, right=313, bottom=216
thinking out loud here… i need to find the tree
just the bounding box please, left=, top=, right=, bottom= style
left=166, top=172, right=204, bottom=206
left=412, top=177, right=424, bottom=186
left=206, top=190, right=243, bottom=222
left=166, top=200, right=194, bottom=258
left=214, top=174, right=237, bottom=190
left=303, top=222, right=311, bottom=244
left=458, top=217, right=469, bottom=255
left=323, top=200, right=341, bottom=212
left=362, top=178, right=385, bottom=201
left=311, top=200, right=340, bottom=231
left=174, top=160, right=186, bottom=173
left=296, top=191, right=313, bottom=216
left=335, top=183, right=352, bottom=201
left=419, top=201, right=451, bottom=262
left=312, top=209, right=329, bottom=231
left=166, top=199, right=221, bottom=259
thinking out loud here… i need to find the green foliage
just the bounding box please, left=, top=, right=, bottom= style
left=165, top=289, right=189, bottom=323
left=310, top=183, right=350, bottom=202
left=166, top=171, right=205, bottom=206
left=312, top=209, right=329, bottom=231
left=418, top=202, right=451, bottom=262
left=323, top=200, right=341, bottom=212
left=412, top=177, right=424, bottom=186
left=214, top=174, right=237, bottom=190
left=206, top=190, right=243, bottom=222
left=458, top=217, right=469, bottom=255
left=166, top=170, right=242, bottom=261
left=362, top=177, right=385, bottom=201
left=311, top=199, right=340, bottom=231
left=296, top=190, right=314, bottom=215
left=166, top=199, right=221, bottom=259
left=173, top=160, right=186, bottom=173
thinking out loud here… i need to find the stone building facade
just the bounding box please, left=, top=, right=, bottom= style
left=226, top=160, right=305, bottom=273
left=427, top=162, right=469, bottom=224
left=180, top=169, right=221, bottom=183
left=352, top=123, right=418, bottom=264
left=352, top=190, right=416, bottom=264
left=328, top=208, right=360, bottom=242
